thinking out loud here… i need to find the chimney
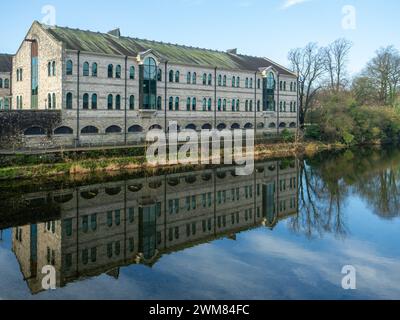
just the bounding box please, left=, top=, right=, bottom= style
left=227, top=48, right=237, bottom=55
left=108, top=28, right=121, bottom=38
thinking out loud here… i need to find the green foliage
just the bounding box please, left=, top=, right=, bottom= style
left=281, top=129, right=295, bottom=143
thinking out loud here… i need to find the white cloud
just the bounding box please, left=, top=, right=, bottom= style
left=282, top=0, right=310, bottom=9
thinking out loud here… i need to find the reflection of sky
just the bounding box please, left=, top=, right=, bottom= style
left=1, top=198, right=400, bottom=300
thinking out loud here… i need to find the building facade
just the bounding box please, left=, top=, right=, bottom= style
left=11, top=22, right=298, bottom=148
left=0, top=54, right=12, bottom=110
left=8, top=159, right=299, bottom=294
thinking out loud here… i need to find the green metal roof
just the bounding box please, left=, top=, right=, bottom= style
left=43, top=23, right=295, bottom=75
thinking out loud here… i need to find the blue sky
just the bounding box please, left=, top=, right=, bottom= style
left=1, top=0, right=399, bottom=75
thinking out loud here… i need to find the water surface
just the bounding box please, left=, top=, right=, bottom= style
left=0, top=148, right=399, bottom=300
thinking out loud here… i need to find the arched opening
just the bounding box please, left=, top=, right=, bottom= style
left=81, top=190, right=99, bottom=200
left=81, top=126, right=99, bottom=135
left=54, top=126, right=73, bottom=135
left=105, top=125, right=122, bottom=134
left=24, top=126, right=45, bottom=136
left=257, top=123, right=265, bottom=129
left=149, top=124, right=162, bottom=130
left=202, top=123, right=212, bottom=130
left=269, top=122, right=276, bottom=129
left=128, top=125, right=143, bottom=133
left=128, top=184, right=143, bottom=193
left=279, top=122, right=287, bottom=129
left=231, top=123, right=240, bottom=129
left=105, top=187, right=122, bottom=196
left=289, top=122, right=297, bottom=128
left=217, top=123, right=226, bottom=130
left=185, top=124, right=196, bottom=131
left=244, top=123, right=253, bottom=129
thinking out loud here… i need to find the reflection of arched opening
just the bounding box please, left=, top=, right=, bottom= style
left=149, top=180, right=162, bottom=189
left=217, top=123, right=226, bottom=130
left=54, top=126, right=73, bottom=135
left=257, top=123, right=265, bottom=129
left=256, top=167, right=265, bottom=173
left=105, top=187, right=122, bottom=196
left=185, top=124, right=196, bottom=131
left=149, top=124, right=162, bottom=131
left=268, top=165, right=276, bottom=171
left=54, top=194, right=73, bottom=203
left=105, top=125, right=122, bottom=134
left=231, top=123, right=240, bottom=129
left=289, top=122, right=296, bottom=128
left=216, top=171, right=227, bottom=179
left=128, top=184, right=143, bottom=192
left=128, top=125, right=143, bottom=133
left=201, top=173, right=212, bottom=181
left=202, top=123, right=212, bottom=130
left=269, top=122, right=276, bottom=129
left=167, top=178, right=180, bottom=186
left=24, top=126, right=45, bottom=136
left=244, top=123, right=253, bottom=129
left=81, top=190, right=99, bottom=199
left=81, top=126, right=99, bottom=134
left=279, top=122, right=286, bottom=129
left=185, top=175, right=197, bottom=184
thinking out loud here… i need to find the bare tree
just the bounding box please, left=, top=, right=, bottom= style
left=324, top=38, right=353, bottom=92
left=288, top=43, right=326, bottom=126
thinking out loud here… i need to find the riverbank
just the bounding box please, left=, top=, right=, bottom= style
left=0, top=140, right=347, bottom=182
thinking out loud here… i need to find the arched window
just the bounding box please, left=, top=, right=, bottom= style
left=223, top=75, right=227, bottom=87
left=231, top=123, right=240, bottom=129
left=223, top=99, right=227, bottom=111
left=187, top=72, right=191, bottom=84
left=52, top=61, right=56, bottom=76
left=169, top=97, right=173, bottom=110
left=280, top=101, right=283, bottom=112
left=108, top=64, right=114, bottom=78
left=186, top=97, right=191, bottom=111
left=280, top=81, right=283, bottom=91
left=202, top=123, right=212, bottom=130
left=245, top=100, right=248, bottom=112
left=52, top=93, right=56, bottom=109
left=107, top=94, right=113, bottom=110
left=54, top=126, right=73, bottom=135
left=157, top=96, right=162, bottom=110
left=257, top=100, right=260, bottom=112
left=250, top=78, right=253, bottom=88
left=92, top=63, right=98, bottom=77
left=249, top=100, right=253, bottom=112
left=232, top=76, right=236, bottom=87
left=192, top=97, right=197, bottom=111
left=130, top=95, right=135, bottom=110
left=293, top=102, right=296, bottom=112
left=66, top=60, right=73, bottom=75
left=192, top=72, right=197, bottom=84
left=290, top=122, right=297, bottom=128
left=4, top=79, right=9, bottom=89
left=83, top=93, right=89, bottom=109
left=66, top=92, right=73, bottom=109
left=116, top=95, right=121, bottom=110
left=208, top=98, right=212, bottom=111
left=47, top=93, right=52, bottom=109
left=48, top=62, right=51, bottom=76
left=258, top=79, right=261, bottom=89
left=157, top=68, right=162, bottom=81
left=203, top=98, right=207, bottom=111
left=83, top=62, right=89, bottom=76
left=290, top=102, right=293, bottom=112
left=208, top=74, right=212, bottom=86
left=236, top=99, right=240, bottom=111
left=115, top=65, right=121, bottom=78
left=269, top=122, right=276, bottom=128
left=232, top=99, right=236, bottom=111
left=284, top=81, right=287, bottom=91
left=130, top=66, right=135, bottom=80
left=217, top=123, right=226, bottom=130
left=283, top=101, right=286, bottom=112
left=142, top=57, right=157, bottom=110
left=290, top=82, right=293, bottom=92
left=236, top=77, right=240, bottom=88
left=81, top=126, right=99, bottom=134
left=279, top=122, right=286, bottom=128
left=175, top=97, right=179, bottom=110
left=106, top=125, right=122, bottom=134
left=175, top=71, right=180, bottom=83
left=202, top=73, right=207, bottom=85
left=128, top=125, right=143, bottom=133
left=92, top=94, right=97, bottom=109
left=0, top=78, right=2, bottom=88
left=169, top=70, right=174, bottom=82
left=218, top=99, right=222, bottom=111
left=218, top=75, right=222, bottom=86
left=24, top=126, right=45, bottom=136
left=245, top=78, right=249, bottom=88
left=244, top=123, right=253, bottom=129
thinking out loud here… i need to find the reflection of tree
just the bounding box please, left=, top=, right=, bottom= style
left=290, top=159, right=349, bottom=239
left=290, top=148, right=400, bottom=238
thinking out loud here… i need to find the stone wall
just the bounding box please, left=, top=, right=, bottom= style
left=0, top=110, right=61, bottom=149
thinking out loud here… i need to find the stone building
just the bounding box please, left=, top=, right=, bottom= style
left=0, top=54, right=12, bottom=110
left=11, top=21, right=299, bottom=148
left=9, top=159, right=299, bottom=294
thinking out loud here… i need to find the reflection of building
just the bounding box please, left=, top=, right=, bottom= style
left=0, top=54, right=12, bottom=110
left=10, top=160, right=299, bottom=294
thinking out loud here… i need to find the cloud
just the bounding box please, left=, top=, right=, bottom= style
left=281, top=0, right=310, bottom=9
